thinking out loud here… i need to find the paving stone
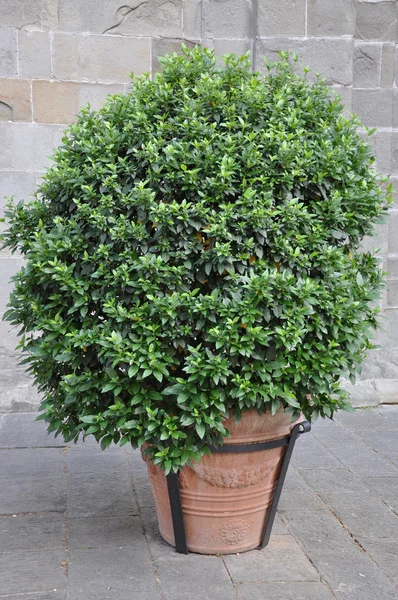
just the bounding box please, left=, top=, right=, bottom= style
left=53, top=33, right=151, bottom=83
left=68, top=546, right=160, bottom=600
left=155, top=553, right=236, bottom=600
left=152, top=38, right=196, bottom=74
left=353, top=42, right=381, bottom=88
left=361, top=476, right=398, bottom=512
left=18, top=31, right=52, bottom=79
left=284, top=510, right=398, bottom=599
left=1, top=593, right=67, bottom=600
left=358, top=429, right=398, bottom=458
left=328, top=442, right=398, bottom=476
left=58, top=0, right=183, bottom=37
left=307, top=0, right=356, bottom=36
left=0, top=475, right=66, bottom=515
left=67, top=468, right=139, bottom=518
left=352, top=89, right=393, bottom=128
left=0, top=257, right=25, bottom=312
left=0, top=447, right=64, bottom=479
left=236, top=581, right=335, bottom=600
left=68, top=514, right=145, bottom=550
left=0, top=413, right=66, bottom=448
left=33, top=80, right=125, bottom=124
left=0, top=513, right=64, bottom=553
left=0, top=123, right=63, bottom=171
left=203, top=0, right=253, bottom=38
left=354, top=536, right=398, bottom=587
left=318, top=490, right=398, bottom=539
left=0, top=550, right=66, bottom=596
left=257, top=37, right=353, bottom=86
left=290, top=433, right=342, bottom=469
left=66, top=446, right=127, bottom=475
left=297, top=468, right=366, bottom=494
left=257, top=0, right=306, bottom=37
left=183, top=0, right=202, bottom=39
left=356, top=1, right=397, bottom=41
left=224, top=534, right=320, bottom=583
left=335, top=407, right=394, bottom=431
left=278, top=469, right=328, bottom=512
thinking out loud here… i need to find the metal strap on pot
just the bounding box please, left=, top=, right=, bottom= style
left=166, top=420, right=311, bottom=554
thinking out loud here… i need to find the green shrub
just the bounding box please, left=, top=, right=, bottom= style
left=1, top=47, right=390, bottom=472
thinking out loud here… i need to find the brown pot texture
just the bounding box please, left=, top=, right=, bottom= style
left=142, top=409, right=301, bottom=555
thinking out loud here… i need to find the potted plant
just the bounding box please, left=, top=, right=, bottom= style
left=1, top=47, right=390, bottom=554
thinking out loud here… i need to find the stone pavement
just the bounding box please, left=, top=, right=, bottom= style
left=0, top=407, right=397, bottom=600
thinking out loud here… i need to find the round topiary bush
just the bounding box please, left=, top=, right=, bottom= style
left=2, top=47, right=390, bottom=472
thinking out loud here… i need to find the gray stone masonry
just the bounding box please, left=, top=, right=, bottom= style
left=0, top=407, right=397, bottom=598
left=1, top=0, right=398, bottom=410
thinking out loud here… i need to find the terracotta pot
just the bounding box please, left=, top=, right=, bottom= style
left=142, top=409, right=301, bottom=555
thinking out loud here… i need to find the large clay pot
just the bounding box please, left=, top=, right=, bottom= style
left=142, top=409, right=301, bottom=554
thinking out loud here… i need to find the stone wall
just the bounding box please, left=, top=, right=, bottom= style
left=0, top=0, right=397, bottom=411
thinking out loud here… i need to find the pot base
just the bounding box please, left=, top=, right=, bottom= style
left=143, top=410, right=302, bottom=555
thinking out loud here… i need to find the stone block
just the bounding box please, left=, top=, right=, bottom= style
left=224, top=535, right=320, bottom=583
left=358, top=353, right=383, bottom=379
left=183, top=0, right=202, bottom=39
left=373, top=131, right=392, bottom=174
left=0, top=28, right=17, bottom=77
left=340, top=378, right=380, bottom=407
left=0, top=513, right=64, bottom=553
left=58, top=0, right=182, bottom=37
left=387, top=281, right=398, bottom=306
left=152, top=38, right=196, bottom=74
left=0, top=171, right=37, bottom=209
left=0, top=367, right=41, bottom=413
left=353, top=43, right=381, bottom=88
left=330, top=85, right=352, bottom=116
left=0, top=78, right=31, bottom=122
left=284, top=510, right=398, bottom=599
left=204, top=0, right=253, bottom=38
left=203, top=38, right=252, bottom=65
left=381, top=43, right=395, bottom=87
left=352, top=537, right=398, bottom=588
left=298, top=468, right=367, bottom=493
left=387, top=256, right=398, bottom=278
left=355, top=1, right=397, bottom=41
left=257, top=0, right=306, bottom=37
left=53, top=33, right=151, bottom=83
left=392, top=90, right=398, bottom=129
left=68, top=546, right=160, bottom=600
left=237, top=582, right=334, bottom=600
left=392, top=132, right=398, bottom=174
left=0, top=257, right=25, bottom=311
left=307, top=0, right=356, bottom=36
left=18, top=31, right=51, bottom=78
left=0, top=0, right=42, bottom=29
left=361, top=222, right=389, bottom=255
left=257, top=38, right=353, bottom=86
left=0, top=317, right=22, bottom=367
left=388, top=210, right=398, bottom=254
left=0, top=550, right=66, bottom=597
left=374, top=378, right=398, bottom=402
left=0, top=123, right=63, bottom=171
left=352, top=88, right=393, bottom=127
left=33, top=80, right=125, bottom=124
left=378, top=348, right=398, bottom=378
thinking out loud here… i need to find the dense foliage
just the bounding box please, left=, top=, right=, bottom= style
left=2, top=47, right=390, bottom=472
